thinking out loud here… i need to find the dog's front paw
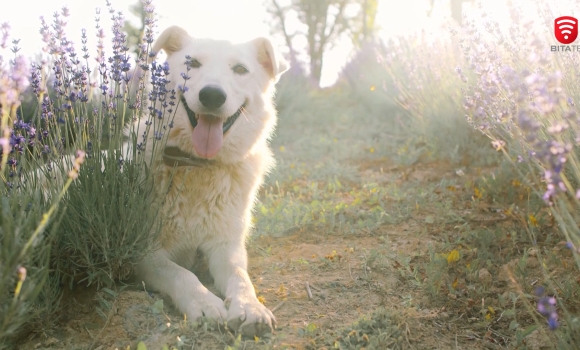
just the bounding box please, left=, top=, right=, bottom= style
left=225, top=295, right=275, bottom=337
left=182, top=292, right=228, bottom=324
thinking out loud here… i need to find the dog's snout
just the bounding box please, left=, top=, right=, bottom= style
left=199, top=85, right=227, bottom=109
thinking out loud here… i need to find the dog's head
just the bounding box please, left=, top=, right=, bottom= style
left=150, top=26, right=288, bottom=164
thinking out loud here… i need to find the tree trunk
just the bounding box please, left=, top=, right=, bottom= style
left=362, top=0, right=368, bottom=41
left=450, top=0, right=464, bottom=25
left=310, top=54, right=323, bottom=86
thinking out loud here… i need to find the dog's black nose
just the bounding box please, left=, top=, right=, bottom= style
left=199, top=85, right=227, bottom=109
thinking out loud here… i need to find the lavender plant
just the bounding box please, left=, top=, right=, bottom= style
left=0, top=24, right=85, bottom=347
left=344, top=31, right=497, bottom=165
left=40, top=2, right=167, bottom=288
left=342, top=0, right=580, bottom=341
left=454, top=0, right=580, bottom=341
left=340, top=41, right=395, bottom=115
left=1, top=0, right=178, bottom=344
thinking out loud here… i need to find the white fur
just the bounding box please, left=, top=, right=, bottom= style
left=131, top=26, right=288, bottom=337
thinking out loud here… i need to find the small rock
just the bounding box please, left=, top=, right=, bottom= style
left=501, top=291, right=512, bottom=302
left=527, top=257, right=540, bottom=268
left=489, top=298, right=498, bottom=306
left=45, top=338, right=59, bottom=346
left=484, top=343, right=501, bottom=350
left=498, top=259, right=518, bottom=283
left=526, top=329, right=552, bottom=350
left=479, top=268, right=492, bottom=283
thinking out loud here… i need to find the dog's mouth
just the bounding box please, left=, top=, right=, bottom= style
left=180, top=94, right=244, bottom=159
left=180, top=94, right=245, bottom=134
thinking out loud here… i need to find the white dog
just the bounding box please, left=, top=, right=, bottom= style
left=131, top=26, right=288, bottom=337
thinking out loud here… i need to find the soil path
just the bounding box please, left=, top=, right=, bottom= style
left=18, top=160, right=515, bottom=350
left=18, top=94, right=560, bottom=349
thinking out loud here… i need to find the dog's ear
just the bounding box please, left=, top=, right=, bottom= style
left=151, top=26, right=190, bottom=58
left=251, top=37, right=289, bottom=82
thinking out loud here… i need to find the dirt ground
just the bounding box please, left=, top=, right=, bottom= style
left=14, top=83, right=576, bottom=349
left=16, top=157, right=566, bottom=350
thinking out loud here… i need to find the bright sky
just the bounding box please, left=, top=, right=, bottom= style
left=0, top=0, right=408, bottom=86
left=0, top=0, right=529, bottom=87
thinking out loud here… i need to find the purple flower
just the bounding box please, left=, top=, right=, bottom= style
left=547, top=317, right=559, bottom=330
left=536, top=287, right=559, bottom=331
left=0, top=22, right=9, bottom=49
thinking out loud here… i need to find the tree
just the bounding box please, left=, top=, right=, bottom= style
left=267, top=0, right=364, bottom=86
left=123, top=0, right=147, bottom=56
left=267, top=0, right=301, bottom=73
left=427, top=0, right=473, bottom=26
left=350, top=0, right=379, bottom=48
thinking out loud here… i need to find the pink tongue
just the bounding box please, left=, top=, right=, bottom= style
left=192, top=114, right=223, bottom=158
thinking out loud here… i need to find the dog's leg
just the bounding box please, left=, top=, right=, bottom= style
left=134, top=249, right=228, bottom=323
left=205, top=241, right=275, bottom=337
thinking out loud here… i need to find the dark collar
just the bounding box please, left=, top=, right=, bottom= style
left=162, top=146, right=214, bottom=167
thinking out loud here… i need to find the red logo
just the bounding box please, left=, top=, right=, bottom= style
left=555, top=16, right=578, bottom=44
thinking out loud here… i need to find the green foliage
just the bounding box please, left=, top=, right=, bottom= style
left=274, top=69, right=313, bottom=118
left=255, top=176, right=410, bottom=237
left=339, top=42, right=396, bottom=116
left=0, top=0, right=174, bottom=343
left=53, top=150, right=164, bottom=288
left=0, top=189, right=56, bottom=348
left=315, top=308, right=408, bottom=349
left=30, top=2, right=170, bottom=291
left=387, top=37, right=497, bottom=165
left=1, top=19, right=74, bottom=348
left=455, top=1, right=580, bottom=338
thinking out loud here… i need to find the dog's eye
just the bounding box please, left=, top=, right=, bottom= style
left=187, top=58, right=202, bottom=68
left=232, top=64, right=248, bottom=75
